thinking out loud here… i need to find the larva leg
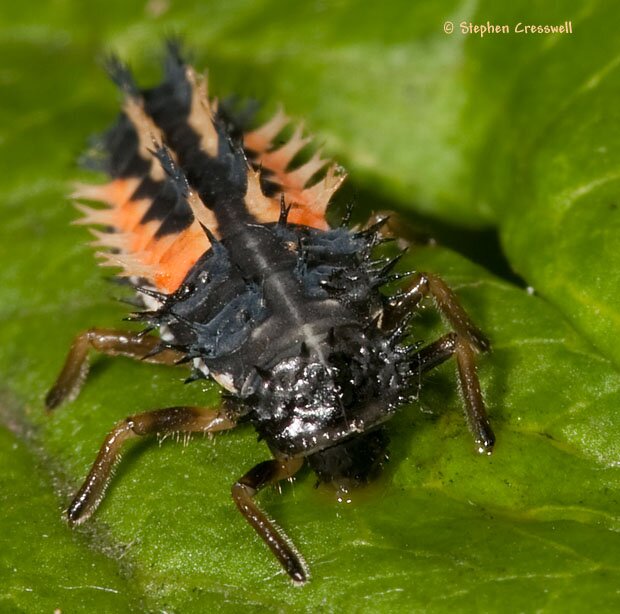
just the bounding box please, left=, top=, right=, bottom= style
left=409, top=332, right=494, bottom=454
left=410, top=332, right=459, bottom=374
left=391, top=274, right=494, bottom=454
left=46, top=328, right=185, bottom=410
left=453, top=335, right=495, bottom=454
left=363, top=210, right=431, bottom=248
left=67, top=406, right=235, bottom=525
left=384, top=272, right=490, bottom=351
left=232, top=457, right=306, bottom=584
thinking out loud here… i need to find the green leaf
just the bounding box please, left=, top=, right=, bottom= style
left=1, top=0, right=619, bottom=612
left=0, top=424, right=141, bottom=612
left=470, top=1, right=620, bottom=369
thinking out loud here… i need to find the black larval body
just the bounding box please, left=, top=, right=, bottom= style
left=47, top=44, right=494, bottom=584
left=150, top=216, right=413, bottom=479
left=94, top=47, right=419, bottom=483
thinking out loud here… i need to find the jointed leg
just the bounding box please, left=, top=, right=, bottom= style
left=68, top=406, right=235, bottom=525
left=393, top=274, right=494, bottom=454
left=363, top=211, right=434, bottom=249
left=46, top=328, right=185, bottom=410
left=411, top=332, right=458, bottom=375
left=384, top=273, right=489, bottom=351
left=454, top=336, right=494, bottom=454
left=232, top=457, right=306, bottom=584
left=366, top=209, right=493, bottom=453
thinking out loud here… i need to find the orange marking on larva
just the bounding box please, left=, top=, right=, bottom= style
left=261, top=124, right=311, bottom=171
left=246, top=198, right=281, bottom=226
left=242, top=190, right=330, bottom=231
left=109, top=178, right=141, bottom=206
left=72, top=178, right=140, bottom=208
left=154, top=225, right=210, bottom=292
left=128, top=219, right=161, bottom=254
left=288, top=207, right=329, bottom=230
left=113, top=198, right=151, bottom=234
left=244, top=114, right=339, bottom=231
left=244, top=106, right=289, bottom=153
left=141, top=233, right=179, bottom=266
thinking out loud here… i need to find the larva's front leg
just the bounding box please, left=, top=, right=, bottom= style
left=68, top=406, right=236, bottom=525
left=46, top=328, right=185, bottom=410
left=390, top=273, right=494, bottom=454
left=232, top=457, right=306, bottom=584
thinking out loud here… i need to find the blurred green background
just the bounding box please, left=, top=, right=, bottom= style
left=1, top=0, right=619, bottom=612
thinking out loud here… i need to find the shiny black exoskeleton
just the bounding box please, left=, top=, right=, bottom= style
left=145, top=213, right=411, bottom=482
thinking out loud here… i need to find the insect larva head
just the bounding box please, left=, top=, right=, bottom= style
left=306, top=427, right=390, bottom=490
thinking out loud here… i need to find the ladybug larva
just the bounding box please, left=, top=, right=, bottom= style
left=46, top=42, right=494, bottom=584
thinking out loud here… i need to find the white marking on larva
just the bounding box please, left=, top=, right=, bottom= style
left=138, top=289, right=163, bottom=309
left=248, top=233, right=332, bottom=368
left=244, top=169, right=276, bottom=218
left=185, top=67, right=219, bottom=157
left=241, top=231, right=333, bottom=368
left=192, top=358, right=211, bottom=379
left=123, top=98, right=167, bottom=182
left=300, top=323, right=327, bottom=365
left=211, top=370, right=236, bottom=392
left=139, top=291, right=175, bottom=343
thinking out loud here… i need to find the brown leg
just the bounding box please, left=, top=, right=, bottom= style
left=454, top=337, right=494, bottom=454
left=384, top=272, right=490, bottom=351
left=390, top=274, right=494, bottom=455
left=410, top=333, right=494, bottom=454
left=232, top=457, right=306, bottom=584
left=67, top=406, right=235, bottom=525
left=363, top=210, right=430, bottom=248
left=46, top=328, right=185, bottom=410
left=411, top=332, right=458, bottom=375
